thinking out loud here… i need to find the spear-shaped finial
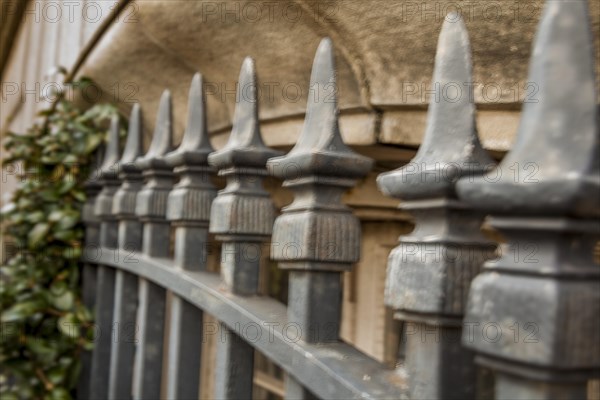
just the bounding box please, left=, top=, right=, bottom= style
left=99, top=115, right=121, bottom=179
left=112, top=103, right=145, bottom=252
left=119, top=104, right=143, bottom=170
left=457, top=1, right=599, bottom=216
left=268, top=38, right=372, bottom=350
left=136, top=90, right=173, bottom=169
left=95, top=115, right=123, bottom=248
left=208, top=57, right=280, bottom=169
left=165, top=73, right=213, bottom=167
left=456, top=2, right=600, bottom=398
left=269, top=38, right=372, bottom=180
left=378, top=14, right=494, bottom=200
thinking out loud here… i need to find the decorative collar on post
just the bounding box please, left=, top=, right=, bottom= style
left=268, top=38, right=372, bottom=345
left=135, top=90, right=175, bottom=258
left=376, top=15, right=496, bottom=400
left=94, top=116, right=122, bottom=249
left=456, top=1, right=599, bottom=398
left=113, top=104, right=144, bottom=251
left=165, top=73, right=217, bottom=270
left=208, top=58, right=282, bottom=295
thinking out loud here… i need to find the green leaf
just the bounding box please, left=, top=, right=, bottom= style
left=26, top=211, right=46, bottom=223
left=84, top=135, right=103, bottom=154
left=53, top=230, right=75, bottom=242
left=56, top=214, right=78, bottom=230
left=26, top=338, right=58, bottom=363
left=28, top=223, right=50, bottom=247
left=48, top=210, right=65, bottom=222
left=49, top=387, right=71, bottom=400
left=71, top=191, right=86, bottom=202
left=1, top=300, right=44, bottom=322
left=52, top=290, right=74, bottom=311
left=57, top=314, right=79, bottom=339
left=47, top=367, right=65, bottom=385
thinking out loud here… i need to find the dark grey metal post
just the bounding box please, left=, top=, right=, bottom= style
left=457, top=1, right=600, bottom=399
left=78, top=150, right=102, bottom=400
left=133, top=90, right=174, bottom=400
left=208, top=57, right=281, bottom=400
left=377, top=15, right=496, bottom=400
left=108, top=104, right=144, bottom=399
left=268, top=38, right=373, bottom=399
left=90, top=116, right=121, bottom=400
left=164, top=73, right=217, bottom=399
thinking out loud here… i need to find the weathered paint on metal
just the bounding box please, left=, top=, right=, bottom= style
left=456, top=1, right=600, bottom=399
left=89, top=116, right=122, bottom=400
left=268, top=37, right=372, bottom=398
left=84, top=248, right=408, bottom=400
left=108, top=103, right=144, bottom=399
left=376, top=14, right=496, bottom=400
left=132, top=90, right=174, bottom=399
left=163, top=73, right=214, bottom=399
left=208, top=57, right=282, bottom=400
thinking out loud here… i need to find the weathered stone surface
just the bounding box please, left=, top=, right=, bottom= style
left=78, top=0, right=600, bottom=155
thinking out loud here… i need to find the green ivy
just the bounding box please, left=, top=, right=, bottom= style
left=0, top=78, right=123, bottom=399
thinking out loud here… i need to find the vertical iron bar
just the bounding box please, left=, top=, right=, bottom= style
left=133, top=90, right=174, bottom=400
left=132, top=278, right=167, bottom=399
left=377, top=16, right=496, bottom=399
left=208, top=58, right=281, bottom=400
left=109, top=104, right=144, bottom=399
left=164, top=73, right=216, bottom=399
left=89, top=116, right=122, bottom=400
left=267, top=38, right=372, bottom=399
left=78, top=151, right=102, bottom=400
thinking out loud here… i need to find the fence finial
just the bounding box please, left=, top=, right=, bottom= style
left=456, top=1, right=599, bottom=398
left=113, top=104, right=144, bottom=251
left=134, top=89, right=175, bottom=258
left=376, top=16, right=496, bottom=399
left=98, top=115, right=121, bottom=177
left=166, top=72, right=217, bottom=270
left=378, top=15, right=493, bottom=200
left=167, top=73, right=213, bottom=164
left=272, top=38, right=372, bottom=180
left=457, top=0, right=599, bottom=215
left=136, top=90, right=173, bottom=169
left=269, top=37, right=372, bottom=349
left=208, top=57, right=281, bottom=291
left=95, top=115, right=122, bottom=249
left=209, top=57, right=279, bottom=170
left=120, top=104, right=143, bottom=167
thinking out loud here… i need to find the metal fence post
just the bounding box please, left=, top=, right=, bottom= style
left=108, top=104, right=144, bottom=399
left=133, top=90, right=174, bottom=399
left=208, top=57, right=281, bottom=400
left=78, top=149, right=103, bottom=400
left=456, top=1, right=600, bottom=399
left=376, top=15, right=496, bottom=399
left=90, top=116, right=121, bottom=400
left=164, top=73, right=217, bottom=399
left=268, top=38, right=373, bottom=399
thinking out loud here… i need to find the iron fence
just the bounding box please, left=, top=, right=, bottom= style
left=80, top=1, right=599, bottom=399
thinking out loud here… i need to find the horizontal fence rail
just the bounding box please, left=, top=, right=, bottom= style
left=79, top=1, right=599, bottom=399
left=82, top=248, right=406, bottom=400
